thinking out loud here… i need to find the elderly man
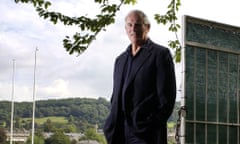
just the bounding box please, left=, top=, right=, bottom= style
left=104, top=10, right=176, bottom=144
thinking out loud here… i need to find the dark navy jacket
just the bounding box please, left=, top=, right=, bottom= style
left=104, top=39, right=176, bottom=144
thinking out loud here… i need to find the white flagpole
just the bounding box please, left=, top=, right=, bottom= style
left=31, top=48, right=38, bottom=144
left=10, top=59, right=16, bottom=144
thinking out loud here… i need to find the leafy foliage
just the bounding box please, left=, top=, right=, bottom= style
left=0, top=98, right=179, bottom=132
left=80, top=128, right=107, bottom=144
left=45, top=131, right=71, bottom=144
left=14, top=0, right=182, bottom=62
left=0, top=98, right=110, bottom=130
left=15, top=0, right=124, bottom=55
left=155, top=0, right=181, bottom=62
left=0, top=128, right=7, bottom=144
left=26, top=134, right=45, bottom=144
left=168, top=101, right=180, bottom=122
left=43, top=118, right=55, bottom=132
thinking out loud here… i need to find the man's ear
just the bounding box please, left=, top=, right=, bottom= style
left=146, top=24, right=150, bottom=31
left=147, top=24, right=150, bottom=28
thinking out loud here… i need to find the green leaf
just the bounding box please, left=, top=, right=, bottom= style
left=15, top=0, right=182, bottom=61
left=44, top=1, right=51, bottom=9
left=124, top=0, right=137, bottom=5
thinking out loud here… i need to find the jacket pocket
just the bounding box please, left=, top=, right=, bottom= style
left=130, top=93, right=159, bottom=133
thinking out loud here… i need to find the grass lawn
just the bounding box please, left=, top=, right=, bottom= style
left=23, top=116, right=68, bottom=125
left=167, top=122, right=176, bottom=129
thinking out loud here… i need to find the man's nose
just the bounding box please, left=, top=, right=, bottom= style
left=132, top=25, right=138, bottom=32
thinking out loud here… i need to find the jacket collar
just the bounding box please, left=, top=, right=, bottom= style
left=125, top=38, right=153, bottom=55
left=121, top=38, right=153, bottom=96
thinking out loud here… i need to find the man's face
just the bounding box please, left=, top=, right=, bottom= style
left=125, top=12, right=150, bottom=45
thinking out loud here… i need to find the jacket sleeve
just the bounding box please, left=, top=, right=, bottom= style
left=155, top=48, right=176, bottom=123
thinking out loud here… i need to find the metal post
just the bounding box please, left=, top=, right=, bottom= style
left=31, top=48, right=38, bottom=144
left=180, top=15, right=187, bottom=144
left=10, top=59, right=16, bottom=144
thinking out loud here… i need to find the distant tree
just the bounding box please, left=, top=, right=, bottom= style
left=26, top=135, right=45, bottom=144
left=68, top=115, right=74, bottom=124
left=63, top=124, right=77, bottom=133
left=43, top=119, right=55, bottom=132
left=15, top=117, right=22, bottom=129
left=80, top=128, right=106, bottom=144
left=0, top=128, right=7, bottom=144
left=45, top=131, right=71, bottom=144
left=4, top=118, right=11, bottom=128
left=0, top=121, right=5, bottom=128
left=168, top=101, right=180, bottom=122
left=22, top=119, right=32, bottom=130
left=0, top=98, right=110, bottom=130
left=26, top=130, right=45, bottom=144
left=75, top=120, right=91, bottom=133
left=71, top=139, right=77, bottom=144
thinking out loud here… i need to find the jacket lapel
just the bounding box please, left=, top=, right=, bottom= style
left=115, top=52, right=128, bottom=98
left=123, top=47, right=152, bottom=94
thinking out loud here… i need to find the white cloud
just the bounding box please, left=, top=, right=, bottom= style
left=1, top=0, right=240, bottom=102
left=0, top=82, right=12, bottom=101
left=37, top=79, right=71, bottom=100
left=0, top=82, right=32, bottom=102
left=181, top=0, right=240, bottom=26
left=0, top=79, right=71, bottom=102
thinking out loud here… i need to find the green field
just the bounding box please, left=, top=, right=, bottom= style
left=167, top=122, right=176, bottom=129
left=23, top=116, right=68, bottom=125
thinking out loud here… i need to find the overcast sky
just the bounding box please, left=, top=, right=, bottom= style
left=0, top=0, right=240, bottom=102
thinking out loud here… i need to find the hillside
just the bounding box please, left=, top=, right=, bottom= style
left=0, top=97, right=110, bottom=130
left=0, top=97, right=180, bottom=132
